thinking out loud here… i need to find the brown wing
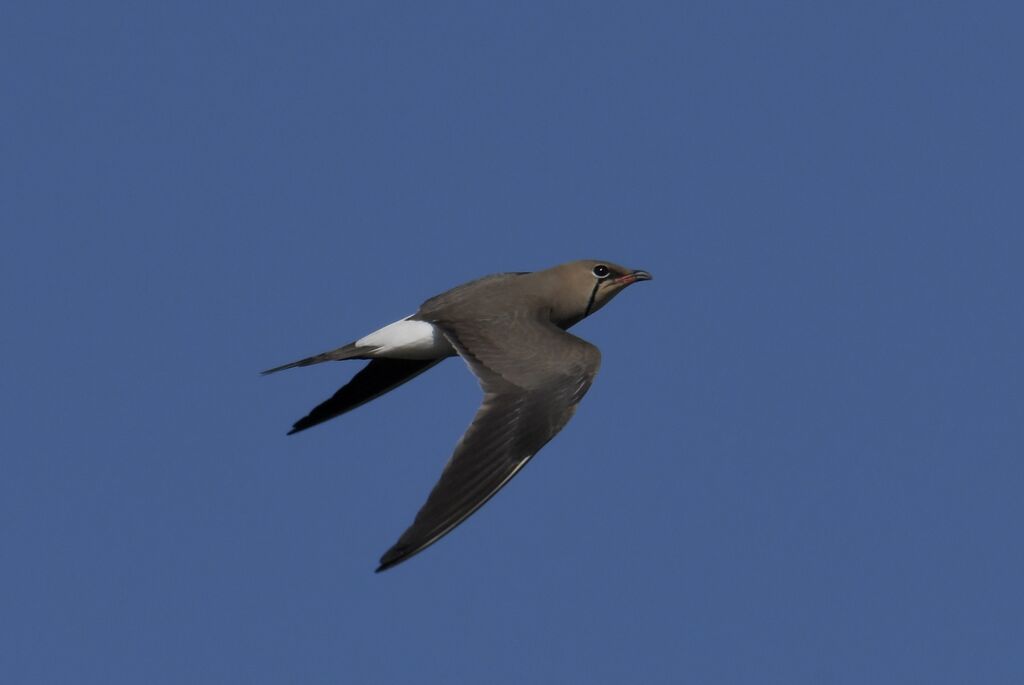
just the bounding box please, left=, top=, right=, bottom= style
left=376, top=317, right=600, bottom=571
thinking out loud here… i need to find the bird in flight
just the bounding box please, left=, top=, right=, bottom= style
left=263, top=259, right=652, bottom=571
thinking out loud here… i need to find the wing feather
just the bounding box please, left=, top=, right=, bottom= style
left=288, top=358, right=442, bottom=435
left=376, top=318, right=600, bottom=571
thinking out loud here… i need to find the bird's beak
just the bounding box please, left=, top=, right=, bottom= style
left=615, top=269, right=653, bottom=286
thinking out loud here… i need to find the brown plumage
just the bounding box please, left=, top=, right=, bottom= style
left=263, top=260, right=652, bottom=571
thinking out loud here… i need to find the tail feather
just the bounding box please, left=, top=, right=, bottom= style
left=261, top=344, right=366, bottom=375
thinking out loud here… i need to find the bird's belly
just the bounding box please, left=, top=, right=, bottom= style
left=356, top=317, right=455, bottom=359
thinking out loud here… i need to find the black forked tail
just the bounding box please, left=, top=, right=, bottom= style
left=261, top=344, right=370, bottom=376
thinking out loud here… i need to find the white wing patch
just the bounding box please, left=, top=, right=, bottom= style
left=356, top=317, right=455, bottom=360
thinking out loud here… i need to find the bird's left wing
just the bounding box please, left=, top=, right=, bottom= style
left=376, top=316, right=600, bottom=571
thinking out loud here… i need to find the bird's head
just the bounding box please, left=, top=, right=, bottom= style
left=548, top=259, right=652, bottom=326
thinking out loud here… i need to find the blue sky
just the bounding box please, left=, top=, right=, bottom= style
left=3, top=2, right=1022, bottom=683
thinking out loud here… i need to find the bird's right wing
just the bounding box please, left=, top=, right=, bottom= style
left=287, top=358, right=442, bottom=435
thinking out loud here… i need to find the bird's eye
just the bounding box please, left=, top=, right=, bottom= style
left=592, top=264, right=611, bottom=279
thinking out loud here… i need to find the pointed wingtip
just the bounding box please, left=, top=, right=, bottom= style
left=375, top=545, right=409, bottom=573
left=375, top=557, right=401, bottom=573
left=286, top=424, right=304, bottom=436
left=375, top=555, right=397, bottom=573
